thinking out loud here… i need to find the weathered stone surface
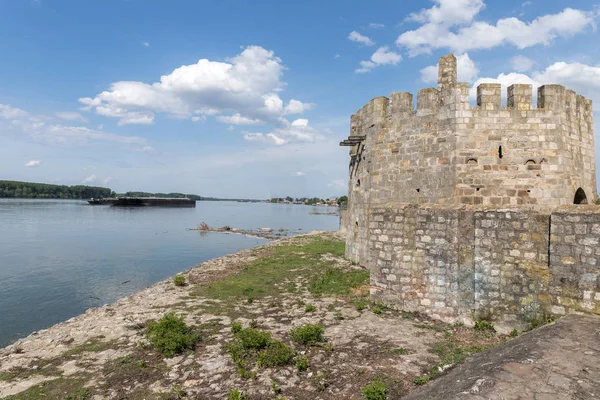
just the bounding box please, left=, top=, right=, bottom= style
left=402, top=314, right=600, bottom=400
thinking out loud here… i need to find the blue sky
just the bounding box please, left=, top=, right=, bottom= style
left=1, top=0, right=599, bottom=198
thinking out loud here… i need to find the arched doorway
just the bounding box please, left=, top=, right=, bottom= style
left=574, top=188, right=588, bottom=204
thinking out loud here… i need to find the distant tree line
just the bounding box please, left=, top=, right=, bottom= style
left=0, top=180, right=112, bottom=199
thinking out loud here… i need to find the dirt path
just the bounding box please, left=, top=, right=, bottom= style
left=0, top=231, right=507, bottom=399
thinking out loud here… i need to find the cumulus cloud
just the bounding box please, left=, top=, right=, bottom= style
left=103, top=177, right=112, bottom=184
left=142, top=42, right=150, bottom=47
left=397, top=1, right=597, bottom=55
left=82, top=174, right=96, bottom=183
left=78, top=46, right=312, bottom=127
left=356, top=46, right=402, bottom=73
left=369, top=23, right=385, bottom=28
left=420, top=53, right=479, bottom=83
left=334, top=54, right=341, bottom=59
left=243, top=118, right=324, bottom=146
left=511, top=55, right=535, bottom=72
left=55, top=111, right=88, bottom=122
left=0, top=104, right=28, bottom=119
left=348, top=31, right=375, bottom=46
left=24, top=160, right=40, bottom=167
left=294, top=171, right=306, bottom=176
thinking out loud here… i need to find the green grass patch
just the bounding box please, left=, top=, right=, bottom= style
left=309, top=267, right=369, bottom=296
left=362, top=378, right=388, bottom=400
left=305, top=304, right=316, bottom=312
left=146, top=312, right=201, bottom=357
left=191, top=237, right=347, bottom=310
left=235, top=328, right=271, bottom=350
left=290, top=324, right=325, bottom=346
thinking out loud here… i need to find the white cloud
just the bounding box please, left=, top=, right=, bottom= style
left=217, top=113, right=262, bottom=125
left=103, top=177, right=112, bottom=184
left=356, top=46, right=402, bottom=73
left=24, top=160, right=40, bottom=167
left=334, top=54, right=341, bottom=59
left=79, top=46, right=312, bottom=128
left=348, top=31, right=375, bottom=46
left=522, top=1, right=532, bottom=7
left=294, top=171, right=305, bottom=176
left=511, top=55, right=535, bottom=72
left=420, top=53, right=479, bottom=83
left=191, top=115, right=206, bottom=122
left=82, top=174, right=96, bottom=183
left=0, top=104, right=28, bottom=119
left=397, top=1, right=597, bottom=55
left=369, top=23, right=385, bottom=28
left=0, top=105, right=149, bottom=149
left=143, top=42, right=150, bottom=47
left=55, top=111, right=88, bottom=122
left=243, top=118, right=323, bottom=146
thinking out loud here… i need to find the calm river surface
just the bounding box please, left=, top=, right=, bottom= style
left=0, top=199, right=340, bottom=347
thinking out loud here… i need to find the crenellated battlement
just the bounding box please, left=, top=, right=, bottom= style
left=340, top=52, right=596, bottom=211
left=344, top=54, right=593, bottom=137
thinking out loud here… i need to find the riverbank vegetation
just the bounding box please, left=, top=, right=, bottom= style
left=1, top=232, right=509, bottom=399
left=0, top=180, right=112, bottom=199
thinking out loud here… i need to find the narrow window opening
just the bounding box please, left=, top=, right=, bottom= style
left=498, top=146, right=503, bottom=159
left=476, top=188, right=480, bottom=192
left=416, top=188, right=420, bottom=193
left=525, top=159, right=536, bottom=165
left=574, top=188, right=588, bottom=204
left=527, top=190, right=531, bottom=193
left=356, top=179, right=361, bottom=187
left=467, top=158, right=478, bottom=165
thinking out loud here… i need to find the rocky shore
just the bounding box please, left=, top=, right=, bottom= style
left=0, top=231, right=507, bottom=399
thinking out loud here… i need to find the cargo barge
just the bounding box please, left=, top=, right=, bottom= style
left=87, top=197, right=196, bottom=207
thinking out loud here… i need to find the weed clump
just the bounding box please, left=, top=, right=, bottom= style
left=231, top=321, right=243, bottom=334
left=146, top=312, right=201, bottom=357
left=362, top=379, right=388, bottom=400
left=227, top=326, right=294, bottom=378
left=474, top=320, right=495, bottom=332
left=528, top=312, right=556, bottom=330
left=305, top=304, right=316, bottom=312
left=236, top=328, right=271, bottom=350
left=257, top=341, right=296, bottom=367
left=290, top=324, right=325, bottom=346
left=173, top=274, right=186, bottom=287
left=296, top=355, right=309, bottom=373
left=391, top=347, right=407, bottom=355
left=228, top=389, right=245, bottom=400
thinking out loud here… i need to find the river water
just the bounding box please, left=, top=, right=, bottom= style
left=0, top=199, right=340, bottom=347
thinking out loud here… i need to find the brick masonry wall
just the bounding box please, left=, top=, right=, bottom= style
left=368, top=203, right=600, bottom=331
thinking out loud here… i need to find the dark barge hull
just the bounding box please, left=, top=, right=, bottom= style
left=88, top=197, right=196, bottom=207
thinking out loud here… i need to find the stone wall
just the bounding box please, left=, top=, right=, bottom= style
left=342, top=54, right=597, bottom=267
left=368, top=203, right=600, bottom=330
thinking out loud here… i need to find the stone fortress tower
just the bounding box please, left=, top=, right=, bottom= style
left=340, top=54, right=599, bottom=329
left=341, top=54, right=596, bottom=265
